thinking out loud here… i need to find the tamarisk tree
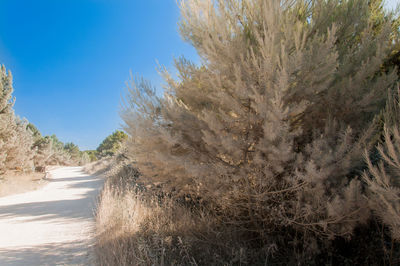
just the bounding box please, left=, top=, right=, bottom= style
left=122, top=0, right=399, bottom=245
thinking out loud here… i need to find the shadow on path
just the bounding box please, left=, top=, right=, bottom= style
left=0, top=167, right=104, bottom=265
left=0, top=173, right=103, bottom=222
left=0, top=240, right=94, bottom=266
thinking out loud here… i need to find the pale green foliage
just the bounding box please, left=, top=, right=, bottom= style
left=79, top=152, right=91, bottom=165
left=0, top=66, right=15, bottom=172
left=123, top=0, right=398, bottom=243
left=0, top=66, right=14, bottom=115
left=84, top=150, right=98, bottom=162
left=368, top=0, right=400, bottom=76
left=64, top=142, right=80, bottom=161
left=63, top=142, right=90, bottom=166
left=27, top=123, right=42, bottom=141
left=96, top=130, right=128, bottom=158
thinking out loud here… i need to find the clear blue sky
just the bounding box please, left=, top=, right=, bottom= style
left=0, top=0, right=398, bottom=150
left=0, top=0, right=198, bottom=150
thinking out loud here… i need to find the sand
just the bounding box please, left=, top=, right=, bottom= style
left=0, top=166, right=104, bottom=265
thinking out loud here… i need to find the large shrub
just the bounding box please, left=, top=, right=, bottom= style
left=122, top=0, right=399, bottom=257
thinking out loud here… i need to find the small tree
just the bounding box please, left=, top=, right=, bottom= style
left=33, top=136, right=57, bottom=169
left=0, top=66, right=15, bottom=172
left=64, top=142, right=81, bottom=162
left=4, top=118, right=35, bottom=171
left=96, top=130, right=128, bottom=157
left=27, top=123, right=42, bottom=141
left=0, top=66, right=34, bottom=173
left=84, top=150, right=98, bottom=162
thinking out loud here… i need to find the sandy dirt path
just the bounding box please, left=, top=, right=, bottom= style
left=0, top=166, right=104, bottom=265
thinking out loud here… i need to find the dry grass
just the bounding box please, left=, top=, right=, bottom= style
left=94, top=159, right=400, bottom=265
left=0, top=171, right=47, bottom=197
left=95, top=184, right=199, bottom=266
left=94, top=177, right=274, bottom=266
left=84, top=158, right=112, bottom=175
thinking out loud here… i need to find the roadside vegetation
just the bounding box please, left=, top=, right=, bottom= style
left=0, top=66, right=93, bottom=196
left=94, top=0, right=400, bottom=265
left=0, top=73, right=125, bottom=195
left=0, top=171, right=46, bottom=197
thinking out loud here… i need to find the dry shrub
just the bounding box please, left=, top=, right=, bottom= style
left=96, top=160, right=400, bottom=265
left=121, top=0, right=397, bottom=247
left=104, top=0, right=400, bottom=264
left=32, top=136, right=76, bottom=169
left=84, top=158, right=113, bottom=175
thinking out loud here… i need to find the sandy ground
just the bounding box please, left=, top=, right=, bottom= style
left=0, top=167, right=104, bottom=265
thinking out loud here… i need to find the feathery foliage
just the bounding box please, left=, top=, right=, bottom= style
left=364, top=89, right=400, bottom=241
left=122, top=0, right=398, bottom=246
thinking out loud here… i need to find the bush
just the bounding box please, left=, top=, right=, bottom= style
left=96, top=150, right=400, bottom=265
left=122, top=0, right=397, bottom=244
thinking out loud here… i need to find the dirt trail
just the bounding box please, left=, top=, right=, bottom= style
left=0, top=167, right=104, bottom=265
